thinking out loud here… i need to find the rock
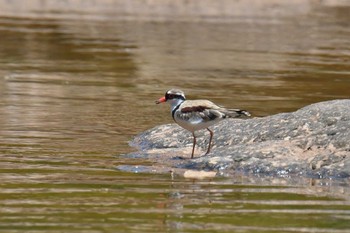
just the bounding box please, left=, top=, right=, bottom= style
left=128, top=100, right=350, bottom=179
left=183, top=170, right=217, bottom=179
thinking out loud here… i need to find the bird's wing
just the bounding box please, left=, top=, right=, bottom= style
left=179, top=100, right=224, bottom=121
left=180, top=100, right=250, bottom=119
left=180, top=100, right=220, bottom=111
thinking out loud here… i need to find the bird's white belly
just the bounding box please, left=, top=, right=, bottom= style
left=174, top=115, right=221, bottom=132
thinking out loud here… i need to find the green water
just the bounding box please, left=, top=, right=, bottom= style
left=0, top=2, right=350, bottom=232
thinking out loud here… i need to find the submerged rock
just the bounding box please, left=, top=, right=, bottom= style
left=128, top=100, right=350, bottom=179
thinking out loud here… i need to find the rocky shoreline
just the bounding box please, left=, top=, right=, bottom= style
left=127, top=100, right=350, bottom=179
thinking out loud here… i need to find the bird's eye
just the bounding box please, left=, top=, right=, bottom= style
left=167, top=94, right=174, bottom=99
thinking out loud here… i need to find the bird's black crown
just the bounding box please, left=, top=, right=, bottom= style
left=165, top=89, right=186, bottom=101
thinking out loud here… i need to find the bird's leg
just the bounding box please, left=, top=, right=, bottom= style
left=191, top=132, right=196, bottom=159
left=205, top=128, right=214, bottom=155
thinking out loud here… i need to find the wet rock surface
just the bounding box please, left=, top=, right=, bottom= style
left=127, top=100, right=350, bottom=179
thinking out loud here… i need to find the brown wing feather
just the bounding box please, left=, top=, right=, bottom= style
left=180, top=100, right=220, bottom=112
left=178, top=100, right=224, bottom=121
left=178, top=99, right=249, bottom=121
left=181, top=106, right=207, bottom=113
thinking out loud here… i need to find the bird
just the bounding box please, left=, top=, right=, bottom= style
left=155, top=89, right=250, bottom=159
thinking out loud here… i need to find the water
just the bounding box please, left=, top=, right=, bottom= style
left=0, top=2, right=350, bottom=232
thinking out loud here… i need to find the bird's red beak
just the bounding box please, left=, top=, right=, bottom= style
left=155, top=96, right=166, bottom=104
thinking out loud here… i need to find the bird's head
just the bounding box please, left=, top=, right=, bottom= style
left=155, top=89, right=186, bottom=104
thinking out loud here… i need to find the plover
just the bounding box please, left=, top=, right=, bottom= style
left=156, top=89, right=250, bottom=158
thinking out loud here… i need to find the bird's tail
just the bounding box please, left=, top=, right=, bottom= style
left=223, top=109, right=251, bottom=118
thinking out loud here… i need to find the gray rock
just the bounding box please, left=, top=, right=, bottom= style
left=128, top=99, right=350, bottom=179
